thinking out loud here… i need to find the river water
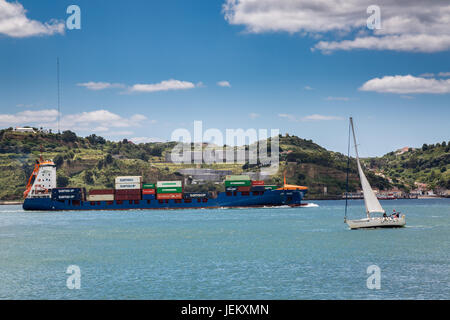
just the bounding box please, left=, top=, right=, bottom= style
left=0, top=199, right=448, bottom=299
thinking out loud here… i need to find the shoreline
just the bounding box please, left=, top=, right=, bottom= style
left=0, top=201, right=23, bottom=205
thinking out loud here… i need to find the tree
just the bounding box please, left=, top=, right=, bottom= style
left=61, top=130, right=77, bottom=142
left=54, top=155, right=64, bottom=167
left=83, top=171, right=94, bottom=184
left=105, top=153, right=113, bottom=164
left=57, top=175, right=69, bottom=187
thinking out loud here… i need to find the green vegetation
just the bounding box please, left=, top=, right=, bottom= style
left=365, top=142, right=450, bottom=191
left=1, top=128, right=447, bottom=201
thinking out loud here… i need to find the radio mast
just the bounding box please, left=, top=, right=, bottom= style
left=57, top=57, right=61, bottom=134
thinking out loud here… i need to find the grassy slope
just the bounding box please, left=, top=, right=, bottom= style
left=364, top=142, right=450, bottom=191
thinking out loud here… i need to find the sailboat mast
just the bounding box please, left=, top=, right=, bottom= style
left=349, top=118, right=359, bottom=160
left=344, top=118, right=351, bottom=223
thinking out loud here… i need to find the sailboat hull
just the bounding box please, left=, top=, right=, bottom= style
left=346, top=216, right=406, bottom=229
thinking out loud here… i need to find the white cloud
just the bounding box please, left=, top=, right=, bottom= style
left=325, top=96, right=350, bottom=101
left=278, top=113, right=343, bottom=122
left=278, top=113, right=298, bottom=122
left=302, top=114, right=344, bottom=121
left=419, top=73, right=435, bottom=78
left=77, top=82, right=125, bottom=91
left=128, top=79, right=197, bottom=93
left=60, top=110, right=148, bottom=129
left=0, top=109, right=150, bottom=135
left=360, top=75, right=450, bottom=94
left=0, top=109, right=58, bottom=125
left=0, top=0, right=64, bottom=37
left=438, top=72, right=450, bottom=77
left=217, top=81, right=231, bottom=87
left=314, top=35, right=450, bottom=54
left=223, top=0, right=450, bottom=53
left=249, top=113, right=260, bottom=119
left=303, top=86, right=314, bottom=90
left=129, top=137, right=166, bottom=144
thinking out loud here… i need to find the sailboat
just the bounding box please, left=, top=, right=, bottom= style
left=345, top=118, right=406, bottom=229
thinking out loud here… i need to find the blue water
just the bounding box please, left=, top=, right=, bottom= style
left=0, top=199, right=448, bottom=299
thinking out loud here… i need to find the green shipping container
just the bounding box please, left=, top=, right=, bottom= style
left=157, top=187, right=183, bottom=193
left=224, top=180, right=251, bottom=187
left=225, top=175, right=251, bottom=181
left=264, top=185, right=278, bottom=190
left=143, top=183, right=156, bottom=189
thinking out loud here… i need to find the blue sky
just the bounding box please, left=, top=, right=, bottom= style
left=0, top=0, right=449, bottom=156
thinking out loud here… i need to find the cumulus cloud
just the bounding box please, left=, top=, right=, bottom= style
left=278, top=113, right=343, bottom=122
left=249, top=113, right=260, bottom=119
left=223, top=0, right=450, bottom=53
left=217, top=81, right=231, bottom=87
left=360, top=75, right=450, bottom=94
left=128, top=79, right=197, bottom=93
left=77, top=82, right=125, bottom=91
left=0, top=0, right=65, bottom=37
left=129, top=137, right=166, bottom=144
left=0, top=109, right=58, bottom=125
left=303, top=86, right=314, bottom=90
left=0, top=109, right=150, bottom=135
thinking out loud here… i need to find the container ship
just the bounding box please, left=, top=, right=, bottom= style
left=22, top=157, right=308, bottom=211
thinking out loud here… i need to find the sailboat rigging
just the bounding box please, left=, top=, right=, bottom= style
left=345, top=117, right=406, bottom=229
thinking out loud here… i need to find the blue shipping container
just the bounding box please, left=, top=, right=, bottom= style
left=183, top=192, right=208, bottom=199
left=142, top=194, right=156, bottom=200
left=251, top=186, right=265, bottom=192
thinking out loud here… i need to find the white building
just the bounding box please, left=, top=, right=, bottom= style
left=14, top=127, right=35, bottom=133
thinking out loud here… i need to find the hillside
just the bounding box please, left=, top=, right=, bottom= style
left=364, top=142, right=450, bottom=191
left=0, top=128, right=411, bottom=200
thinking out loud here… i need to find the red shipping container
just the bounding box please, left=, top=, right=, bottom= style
left=156, top=193, right=183, bottom=200
left=251, top=180, right=265, bottom=186
left=237, top=186, right=251, bottom=192
left=89, top=189, right=114, bottom=195
left=142, top=189, right=156, bottom=195
left=115, top=189, right=141, bottom=195
left=115, top=194, right=141, bottom=201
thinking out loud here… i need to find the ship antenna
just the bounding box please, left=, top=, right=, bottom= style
left=39, top=144, right=44, bottom=163
left=57, top=57, right=61, bottom=134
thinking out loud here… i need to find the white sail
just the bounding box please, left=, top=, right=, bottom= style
left=350, top=118, right=385, bottom=216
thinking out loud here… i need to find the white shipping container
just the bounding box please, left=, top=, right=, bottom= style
left=87, top=194, right=114, bottom=201
left=115, top=183, right=142, bottom=190
left=115, top=176, right=142, bottom=184
left=156, top=181, right=182, bottom=188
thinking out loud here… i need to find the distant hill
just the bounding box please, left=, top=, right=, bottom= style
left=2, top=128, right=446, bottom=200
left=364, top=142, right=450, bottom=191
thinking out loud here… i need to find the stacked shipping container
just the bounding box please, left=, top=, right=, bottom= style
left=156, top=181, right=183, bottom=200
left=115, top=176, right=142, bottom=200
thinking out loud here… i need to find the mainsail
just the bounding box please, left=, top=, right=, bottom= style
left=350, top=118, right=385, bottom=216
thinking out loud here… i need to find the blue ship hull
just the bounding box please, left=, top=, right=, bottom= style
left=23, top=190, right=306, bottom=211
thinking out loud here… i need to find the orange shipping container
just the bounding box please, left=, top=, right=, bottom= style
left=156, top=193, right=182, bottom=200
